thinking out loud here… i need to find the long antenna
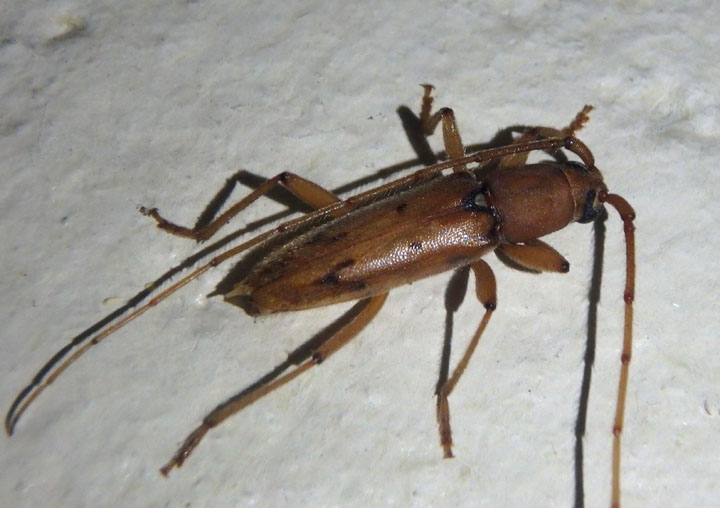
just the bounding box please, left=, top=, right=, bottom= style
left=600, top=191, right=636, bottom=508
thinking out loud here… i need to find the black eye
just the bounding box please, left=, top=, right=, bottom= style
left=578, top=189, right=603, bottom=223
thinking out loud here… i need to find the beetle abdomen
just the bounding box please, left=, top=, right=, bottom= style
left=234, top=173, right=499, bottom=314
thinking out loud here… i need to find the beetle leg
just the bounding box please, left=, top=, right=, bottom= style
left=496, top=239, right=570, bottom=273
left=140, top=172, right=339, bottom=242
left=419, top=84, right=466, bottom=168
left=497, top=105, right=594, bottom=169
left=562, top=105, right=593, bottom=137
left=160, top=292, right=388, bottom=476
left=436, top=259, right=496, bottom=458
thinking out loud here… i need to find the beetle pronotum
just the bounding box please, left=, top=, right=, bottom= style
left=6, top=86, right=635, bottom=507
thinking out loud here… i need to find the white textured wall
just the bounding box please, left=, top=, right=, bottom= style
left=1, top=2, right=718, bottom=507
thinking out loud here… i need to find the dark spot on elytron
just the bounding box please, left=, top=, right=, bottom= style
left=349, top=280, right=367, bottom=290
left=409, top=241, right=422, bottom=250
left=306, top=233, right=325, bottom=245
left=396, top=203, right=408, bottom=213
left=307, top=231, right=347, bottom=245
left=335, top=259, right=356, bottom=270
left=316, top=272, right=340, bottom=285
left=447, top=256, right=469, bottom=267
left=272, top=260, right=286, bottom=268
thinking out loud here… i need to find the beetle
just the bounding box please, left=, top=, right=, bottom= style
left=6, top=86, right=635, bottom=507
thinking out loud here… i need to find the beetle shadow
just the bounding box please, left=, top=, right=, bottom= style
left=573, top=210, right=606, bottom=508
left=436, top=266, right=471, bottom=396
left=209, top=298, right=373, bottom=409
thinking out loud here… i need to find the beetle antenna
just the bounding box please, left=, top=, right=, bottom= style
left=4, top=212, right=313, bottom=435
left=4, top=258, right=216, bottom=436
left=599, top=191, right=635, bottom=508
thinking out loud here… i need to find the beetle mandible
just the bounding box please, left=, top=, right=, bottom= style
left=6, top=85, right=635, bottom=507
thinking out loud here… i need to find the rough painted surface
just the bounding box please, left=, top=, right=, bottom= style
left=1, top=2, right=718, bottom=507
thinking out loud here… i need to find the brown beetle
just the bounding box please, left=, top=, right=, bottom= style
left=6, top=86, right=635, bottom=507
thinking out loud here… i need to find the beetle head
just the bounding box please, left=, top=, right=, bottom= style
left=558, top=160, right=608, bottom=224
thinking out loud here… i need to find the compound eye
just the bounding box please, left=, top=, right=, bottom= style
left=578, top=189, right=604, bottom=223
